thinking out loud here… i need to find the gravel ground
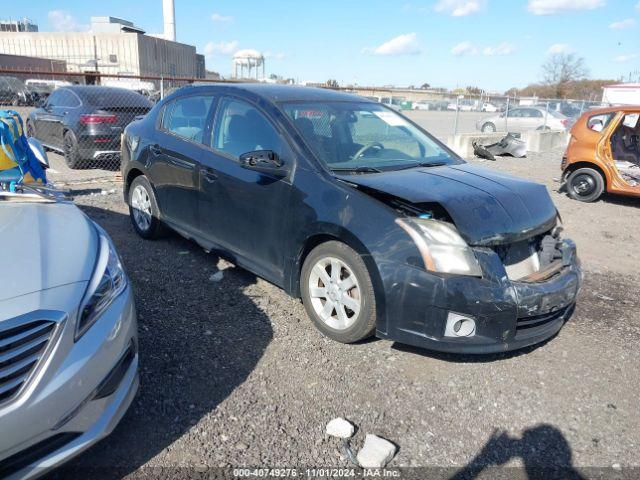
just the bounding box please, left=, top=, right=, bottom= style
left=44, top=144, right=640, bottom=479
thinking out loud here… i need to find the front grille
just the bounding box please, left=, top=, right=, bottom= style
left=0, top=319, right=56, bottom=403
left=515, top=306, right=570, bottom=339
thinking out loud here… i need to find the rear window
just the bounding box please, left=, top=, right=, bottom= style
left=82, top=89, right=152, bottom=109
left=587, top=113, right=614, bottom=132
left=549, top=110, right=566, bottom=119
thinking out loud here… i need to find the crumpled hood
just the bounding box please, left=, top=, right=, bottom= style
left=0, top=202, right=98, bottom=302
left=339, top=163, right=558, bottom=245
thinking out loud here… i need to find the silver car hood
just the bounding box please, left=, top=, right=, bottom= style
left=0, top=202, right=98, bottom=302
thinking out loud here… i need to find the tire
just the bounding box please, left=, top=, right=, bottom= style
left=567, top=167, right=605, bottom=202
left=63, top=130, right=85, bottom=169
left=128, top=175, right=167, bottom=239
left=481, top=122, right=496, bottom=133
left=300, top=241, right=376, bottom=343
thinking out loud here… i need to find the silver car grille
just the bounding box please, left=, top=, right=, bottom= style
left=0, top=320, right=56, bottom=403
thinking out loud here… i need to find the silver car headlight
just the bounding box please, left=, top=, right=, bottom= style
left=76, top=232, right=127, bottom=340
left=396, top=218, right=482, bottom=277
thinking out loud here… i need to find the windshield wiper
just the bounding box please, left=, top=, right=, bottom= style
left=392, top=161, right=447, bottom=171
left=331, top=166, right=383, bottom=174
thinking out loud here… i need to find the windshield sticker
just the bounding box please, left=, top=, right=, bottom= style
left=373, top=111, right=407, bottom=127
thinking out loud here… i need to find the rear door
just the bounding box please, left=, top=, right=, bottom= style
left=522, top=108, right=544, bottom=130
left=149, top=94, right=215, bottom=232
left=197, top=95, right=293, bottom=283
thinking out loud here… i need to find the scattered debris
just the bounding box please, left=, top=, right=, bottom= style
left=209, top=271, right=224, bottom=282
left=594, top=292, right=614, bottom=301
left=473, top=133, right=527, bottom=160
left=356, top=434, right=397, bottom=469
left=326, top=418, right=355, bottom=438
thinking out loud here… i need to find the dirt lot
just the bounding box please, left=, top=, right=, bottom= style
left=40, top=144, right=640, bottom=479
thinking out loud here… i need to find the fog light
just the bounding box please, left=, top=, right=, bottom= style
left=444, top=312, right=476, bottom=338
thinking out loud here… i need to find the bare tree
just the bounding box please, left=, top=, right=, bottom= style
left=542, top=53, right=589, bottom=98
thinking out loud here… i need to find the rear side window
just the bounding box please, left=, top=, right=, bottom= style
left=162, top=95, right=214, bottom=143
left=57, top=90, right=80, bottom=108
left=587, top=113, right=614, bottom=132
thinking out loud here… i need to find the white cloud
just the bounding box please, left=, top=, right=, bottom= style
left=48, top=10, right=89, bottom=32
left=264, top=51, right=286, bottom=60
left=434, top=0, right=485, bottom=16
left=609, top=18, right=636, bottom=29
left=482, top=42, right=516, bottom=56
left=527, top=0, right=605, bottom=15
left=613, top=53, right=637, bottom=62
left=547, top=43, right=572, bottom=54
left=211, top=13, right=234, bottom=23
left=204, top=40, right=239, bottom=57
left=451, top=41, right=478, bottom=56
left=363, top=33, right=421, bottom=56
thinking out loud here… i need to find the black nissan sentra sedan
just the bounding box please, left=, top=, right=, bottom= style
left=121, top=84, right=582, bottom=354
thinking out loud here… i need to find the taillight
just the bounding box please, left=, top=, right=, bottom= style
left=80, top=114, right=117, bottom=125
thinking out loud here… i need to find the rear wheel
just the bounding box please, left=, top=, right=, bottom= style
left=63, top=130, right=85, bottom=169
left=481, top=122, right=496, bottom=133
left=567, top=167, right=605, bottom=202
left=128, top=175, right=167, bottom=239
left=301, top=241, right=376, bottom=343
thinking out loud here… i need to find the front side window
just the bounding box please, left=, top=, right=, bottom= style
left=282, top=101, right=459, bottom=172
left=507, top=109, right=523, bottom=118
left=162, top=95, right=214, bottom=143
left=212, top=98, right=283, bottom=158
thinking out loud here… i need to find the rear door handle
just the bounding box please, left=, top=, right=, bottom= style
left=200, top=167, right=218, bottom=183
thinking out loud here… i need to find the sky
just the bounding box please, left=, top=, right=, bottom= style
left=5, top=0, right=640, bottom=92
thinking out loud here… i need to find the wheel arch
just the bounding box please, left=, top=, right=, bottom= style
left=563, top=161, right=608, bottom=191
left=289, top=227, right=387, bottom=331
left=124, top=167, right=145, bottom=199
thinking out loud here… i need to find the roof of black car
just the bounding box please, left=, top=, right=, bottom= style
left=182, top=83, right=365, bottom=103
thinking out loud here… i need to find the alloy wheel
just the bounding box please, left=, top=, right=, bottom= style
left=131, top=184, right=152, bottom=231
left=308, top=256, right=361, bottom=330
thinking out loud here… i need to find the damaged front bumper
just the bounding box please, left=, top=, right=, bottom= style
left=377, top=240, right=582, bottom=354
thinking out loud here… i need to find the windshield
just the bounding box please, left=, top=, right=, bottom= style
left=282, top=101, right=460, bottom=172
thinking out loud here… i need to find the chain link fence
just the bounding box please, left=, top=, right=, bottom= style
left=0, top=67, right=610, bottom=185
left=0, top=68, right=232, bottom=185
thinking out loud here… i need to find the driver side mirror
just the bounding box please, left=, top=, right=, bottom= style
left=239, top=150, right=288, bottom=177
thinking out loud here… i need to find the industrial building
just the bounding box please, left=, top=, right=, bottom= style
left=0, top=8, right=204, bottom=83
left=0, top=18, right=38, bottom=33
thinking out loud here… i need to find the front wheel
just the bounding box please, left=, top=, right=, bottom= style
left=567, top=167, right=605, bottom=202
left=301, top=241, right=377, bottom=343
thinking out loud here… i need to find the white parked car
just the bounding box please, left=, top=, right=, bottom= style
left=476, top=106, right=569, bottom=133
left=481, top=102, right=498, bottom=112
left=447, top=101, right=474, bottom=112
left=412, top=101, right=431, bottom=110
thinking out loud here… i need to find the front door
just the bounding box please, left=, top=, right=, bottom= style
left=149, top=94, right=215, bottom=232
left=198, top=96, right=292, bottom=283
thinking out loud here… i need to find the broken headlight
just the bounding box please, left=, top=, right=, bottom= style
left=76, top=231, right=127, bottom=340
left=396, top=218, right=482, bottom=277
